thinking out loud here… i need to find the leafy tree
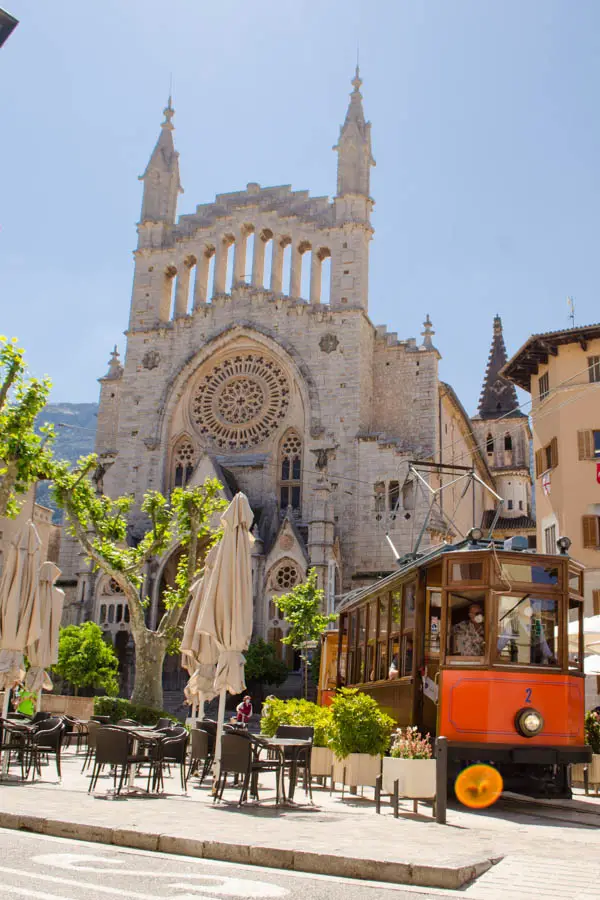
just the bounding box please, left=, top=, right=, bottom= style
left=244, top=639, right=288, bottom=701
left=51, top=457, right=226, bottom=709
left=0, top=336, right=54, bottom=518
left=273, top=568, right=336, bottom=699
left=53, top=622, right=119, bottom=697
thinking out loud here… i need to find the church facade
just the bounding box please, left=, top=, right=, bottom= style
left=58, top=72, right=533, bottom=684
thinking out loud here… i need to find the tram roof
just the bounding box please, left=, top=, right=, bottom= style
left=336, top=537, right=568, bottom=613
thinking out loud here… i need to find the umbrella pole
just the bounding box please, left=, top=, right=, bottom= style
left=37, top=689, right=42, bottom=714
left=198, top=692, right=205, bottom=720
left=212, top=687, right=227, bottom=794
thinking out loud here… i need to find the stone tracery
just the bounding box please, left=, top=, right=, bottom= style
left=191, top=352, right=290, bottom=450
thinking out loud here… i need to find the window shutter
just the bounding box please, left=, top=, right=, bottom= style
left=594, top=590, right=600, bottom=616
left=550, top=436, right=559, bottom=468
left=535, top=449, right=544, bottom=478
left=582, top=515, right=600, bottom=549
left=578, top=430, right=594, bottom=461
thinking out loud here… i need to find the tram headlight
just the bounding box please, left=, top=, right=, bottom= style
left=515, top=707, right=544, bottom=738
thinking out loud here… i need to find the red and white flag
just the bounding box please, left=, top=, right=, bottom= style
left=542, top=471, right=551, bottom=496
left=596, top=462, right=600, bottom=485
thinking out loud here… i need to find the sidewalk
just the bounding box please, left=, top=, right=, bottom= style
left=0, top=751, right=600, bottom=895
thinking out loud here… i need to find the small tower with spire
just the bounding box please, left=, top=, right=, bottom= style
left=139, top=97, right=182, bottom=226
left=472, top=316, right=534, bottom=533
left=96, top=346, right=124, bottom=458
left=329, top=67, right=375, bottom=311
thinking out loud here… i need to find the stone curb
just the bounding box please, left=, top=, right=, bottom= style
left=0, top=810, right=497, bottom=889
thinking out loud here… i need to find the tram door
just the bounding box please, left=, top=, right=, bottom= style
left=420, top=589, right=442, bottom=737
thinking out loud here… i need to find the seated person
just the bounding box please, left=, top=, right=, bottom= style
left=452, top=603, right=484, bottom=656
left=388, top=654, right=399, bottom=680
left=497, top=602, right=555, bottom=665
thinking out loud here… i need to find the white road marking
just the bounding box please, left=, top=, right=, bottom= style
left=3, top=884, right=77, bottom=900
left=29, top=854, right=288, bottom=898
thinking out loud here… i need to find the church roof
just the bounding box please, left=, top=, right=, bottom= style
left=481, top=510, right=536, bottom=532
left=477, top=316, right=524, bottom=420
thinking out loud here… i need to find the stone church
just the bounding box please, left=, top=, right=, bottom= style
left=58, top=70, right=533, bottom=689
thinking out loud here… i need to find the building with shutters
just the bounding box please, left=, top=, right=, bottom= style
left=502, top=323, right=600, bottom=629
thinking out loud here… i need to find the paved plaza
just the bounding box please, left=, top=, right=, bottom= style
left=0, top=745, right=599, bottom=898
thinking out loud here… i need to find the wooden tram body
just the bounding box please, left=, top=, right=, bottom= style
left=327, top=538, right=591, bottom=795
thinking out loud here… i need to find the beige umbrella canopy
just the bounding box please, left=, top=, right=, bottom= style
left=181, top=545, right=220, bottom=711
left=25, top=561, right=64, bottom=693
left=0, top=522, right=43, bottom=703
left=194, top=492, right=254, bottom=780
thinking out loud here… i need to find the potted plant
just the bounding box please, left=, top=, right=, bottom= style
left=382, top=726, right=436, bottom=800
left=260, top=697, right=334, bottom=777
left=329, top=688, right=394, bottom=788
left=572, top=711, right=600, bottom=789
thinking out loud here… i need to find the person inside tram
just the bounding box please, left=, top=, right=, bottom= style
left=388, top=654, right=399, bottom=680
left=452, top=602, right=485, bottom=656
left=497, top=597, right=556, bottom=665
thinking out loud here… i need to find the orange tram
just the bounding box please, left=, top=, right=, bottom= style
left=321, top=535, right=592, bottom=797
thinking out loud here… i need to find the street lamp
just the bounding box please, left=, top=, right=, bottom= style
left=0, top=8, right=18, bottom=49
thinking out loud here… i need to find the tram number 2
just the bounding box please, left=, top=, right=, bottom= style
left=525, top=687, right=532, bottom=704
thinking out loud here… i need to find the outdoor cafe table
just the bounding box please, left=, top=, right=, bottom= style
left=260, top=736, right=312, bottom=802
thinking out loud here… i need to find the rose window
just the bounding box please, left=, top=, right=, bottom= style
left=191, top=353, right=290, bottom=451
left=274, top=562, right=301, bottom=591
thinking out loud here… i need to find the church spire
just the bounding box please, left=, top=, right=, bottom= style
left=477, top=315, right=523, bottom=419
left=333, top=65, right=375, bottom=198
left=139, top=97, right=183, bottom=225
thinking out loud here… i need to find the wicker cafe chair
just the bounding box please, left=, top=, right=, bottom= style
left=88, top=726, right=154, bottom=796
left=82, top=719, right=100, bottom=772
left=274, top=725, right=314, bottom=800
left=116, top=718, right=140, bottom=727
left=0, top=719, right=30, bottom=781
left=154, top=718, right=172, bottom=730
left=28, top=717, right=66, bottom=780
left=214, top=733, right=284, bottom=806
left=153, top=731, right=189, bottom=792
left=187, top=728, right=214, bottom=785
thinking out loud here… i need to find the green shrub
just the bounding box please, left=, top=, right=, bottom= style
left=260, top=697, right=332, bottom=748
left=585, top=711, right=600, bottom=754
left=328, top=688, right=395, bottom=758
left=93, top=696, right=178, bottom=726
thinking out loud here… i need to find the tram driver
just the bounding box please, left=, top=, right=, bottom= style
left=452, top=602, right=485, bottom=656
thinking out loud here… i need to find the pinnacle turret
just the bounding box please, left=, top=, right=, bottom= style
left=477, top=315, right=522, bottom=419
left=138, top=98, right=183, bottom=225
left=333, top=66, right=375, bottom=198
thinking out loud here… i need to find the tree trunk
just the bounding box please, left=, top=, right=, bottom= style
left=129, top=627, right=168, bottom=709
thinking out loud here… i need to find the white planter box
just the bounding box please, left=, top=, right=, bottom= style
left=333, top=753, right=381, bottom=788
left=572, top=753, right=600, bottom=787
left=311, top=746, right=334, bottom=778
left=382, top=756, right=436, bottom=799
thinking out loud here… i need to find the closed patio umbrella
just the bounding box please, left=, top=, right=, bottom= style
left=195, top=492, right=254, bottom=783
left=25, top=561, right=64, bottom=696
left=181, top=543, right=220, bottom=718
left=0, top=522, right=43, bottom=718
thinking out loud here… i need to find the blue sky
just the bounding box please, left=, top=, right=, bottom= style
left=1, top=1, right=599, bottom=414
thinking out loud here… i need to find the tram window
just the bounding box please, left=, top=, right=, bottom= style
left=402, top=634, right=414, bottom=677
left=366, top=601, right=377, bottom=681
left=426, top=590, right=442, bottom=656
left=347, top=612, right=356, bottom=683
left=568, top=598, right=583, bottom=671
left=378, top=595, right=389, bottom=680
left=357, top=608, right=366, bottom=682
left=569, top=569, right=583, bottom=595
left=447, top=592, right=486, bottom=661
left=338, top=614, right=348, bottom=686
left=497, top=560, right=559, bottom=587
left=404, top=582, right=416, bottom=630
left=496, top=594, right=558, bottom=666
left=389, top=637, right=400, bottom=680
left=450, top=561, right=484, bottom=583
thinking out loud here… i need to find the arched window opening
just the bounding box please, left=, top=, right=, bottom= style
left=243, top=231, right=255, bottom=286
left=298, top=241, right=311, bottom=300
left=320, top=250, right=332, bottom=304
left=279, top=431, right=302, bottom=514
left=163, top=265, right=177, bottom=321
left=124, top=604, right=130, bottom=623
left=261, top=230, right=274, bottom=289
left=116, top=604, right=123, bottom=623
left=388, top=480, right=400, bottom=516
left=272, top=559, right=302, bottom=591
left=486, top=433, right=494, bottom=456
left=99, top=604, right=107, bottom=624
left=281, top=241, right=292, bottom=296
left=107, top=604, right=115, bottom=624
left=183, top=255, right=197, bottom=315
left=225, top=235, right=235, bottom=293
left=172, top=438, right=197, bottom=490
left=205, top=247, right=216, bottom=303
left=504, top=434, right=512, bottom=452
